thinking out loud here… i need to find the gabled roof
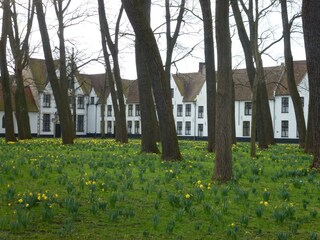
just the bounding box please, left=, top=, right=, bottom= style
left=126, top=80, right=139, bottom=103
left=172, top=72, right=206, bottom=102
left=173, top=61, right=308, bottom=102
left=0, top=84, right=38, bottom=112
left=79, top=71, right=134, bottom=103
left=28, top=58, right=51, bottom=91
left=80, top=73, right=110, bottom=104
left=233, top=61, right=307, bottom=101
left=233, top=65, right=284, bottom=101
left=274, top=61, right=307, bottom=96
left=28, top=58, right=91, bottom=95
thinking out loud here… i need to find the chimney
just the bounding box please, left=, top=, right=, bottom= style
left=199, top=62, right=206, bottom=75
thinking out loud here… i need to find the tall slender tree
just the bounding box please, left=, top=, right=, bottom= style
left=199, top=0, right=216, bottom=152
left=231, top=0, right=276, bottom=150
left=302, top=0, right=320, bottom=168
left=122, top=0, right=182, bottom=161
left=1, top=0, right=17, bottom=143
left=98, top=0, right=128, bottom=143
left=280, top=0, right=306, bottom=148
left=8, top=0, right=34, bottom=140
left=214, top=0, right=233, bottom=182
left=135, top=0, right=160, bottom=153
left=34, top=0, right=74, bottom=144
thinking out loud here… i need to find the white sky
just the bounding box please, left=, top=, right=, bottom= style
left=5, top=0, right=306, bottom=80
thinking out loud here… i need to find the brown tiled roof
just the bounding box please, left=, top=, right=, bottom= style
left=233, top=61, right=307, bottom=101
left=233, top=65, right=284, bottom=101
left=0, top=84, right=38, bottom=112
left=126, top=80, right=139, bottom=103
left=274, top=61, right=307, bottom=96
left=79, top=72, right=135, bottom=104
left=74, top=72, right=92, bottom=95
left=172, top=72, right=206, bottom=102
left=80, top=73, right=110, bottom=104
left=28, top=58, right=50, bottom=91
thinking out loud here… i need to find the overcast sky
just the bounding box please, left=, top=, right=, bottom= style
left=10, top=0, right=306, bottom=79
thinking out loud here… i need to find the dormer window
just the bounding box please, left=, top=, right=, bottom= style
left=43, top=94, right=51, bottom=108
left=77, top=95, right=84, bottom=109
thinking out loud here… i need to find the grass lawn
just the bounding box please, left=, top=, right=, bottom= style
left=0, top=138, right=319, bottom=240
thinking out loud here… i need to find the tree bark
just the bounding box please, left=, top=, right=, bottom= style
left=98, top=0, right=128, bottom=143
left=302, top=0, right=320, bottom=168
left=0, top=0, right=17, bottom=143
left=280, top=0, right=306, bottom=148
left=8, top=1, right=34, bottom=140
left=199, top=0, right=216, bottom=152
left=35, top=0, right=74, bottom=144
left=214, top=0, right=233, bottom=182
left=122, top=0, right=182, bottom=161
left=135, top=0, right=160, bottom=153
left=231, top=0, right=275, bottom=149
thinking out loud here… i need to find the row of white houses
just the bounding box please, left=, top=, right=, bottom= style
left=0, top=59, right=309, bottom=141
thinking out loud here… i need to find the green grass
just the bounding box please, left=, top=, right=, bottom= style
left=0, top=138, right=319, bottom=240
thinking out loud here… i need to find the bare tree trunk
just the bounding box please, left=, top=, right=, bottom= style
left=35, top=0, right=74, bottom=144
left=0, top=0, right=17, bottom=143
left=214, top=0, right=233, bottom=182
left=136, top=0, right=160, bottom=153
left=122, top=0, right=182, bottom=161
left=302, top=0, right=320, bottom=168
left=231, top=0, right=275, bottom=148
left=305, top=103, right=313, bottom=153
left=199, top=0, right=216, bottom=152
left=280, top=0, right=306, bottom=148
left=8, top=1, right=34, bottom=140
left=98, top=0, right=128, bottom=143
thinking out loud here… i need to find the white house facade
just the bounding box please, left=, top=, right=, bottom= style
left=0, top=59, right=309, bottom=142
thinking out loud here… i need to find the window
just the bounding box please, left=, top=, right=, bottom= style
left=107, top=121, right=112, bottom=133
left=198, top=124, right=203, bottom=137
left=42, top=114, right=51, bottom=132
left=243, top=121, right=250, bottom=137
left=77, top=115, right=84, bottom=132
left=300, top=97, right=304, bottom=109
left=127, top=121, right=132, bottom=134
left=185, top=104, right=191, bottom=117
left=177, top=121, right=182, bottom=135
left=185, top=121, right=191, bottom=135
left=134, top=121, right=140, bottom=134
left=198, top=106, right=204, bottom=118
left=77, top=96, right=84, bottom=109
left=2, top=115, right=5, bottom=128
left=43, top=94, right=51, bottom=108
left=107, top=105, right=112, bottom=117
left=171, top=88, right=174, bottom=98
left=281, top=120, right=289, bottom=137
left=135, top=104, right=140, bottom=116
left=177, top=104, right=183, bottom=117
left=128, top=104, right=133, bottom=116
left=282, top=97, right=289, bottom=113
left=90, top=97, right=95, bottom=105
left=244, top=102, right=252, bottom=115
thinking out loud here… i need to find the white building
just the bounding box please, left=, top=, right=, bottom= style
left=0, top=59, right=309, bottom=142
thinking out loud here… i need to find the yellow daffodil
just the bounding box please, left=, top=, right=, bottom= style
left=18, top=198, right=23, bottom=203
left=185, top=194, right=191, bottom=199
